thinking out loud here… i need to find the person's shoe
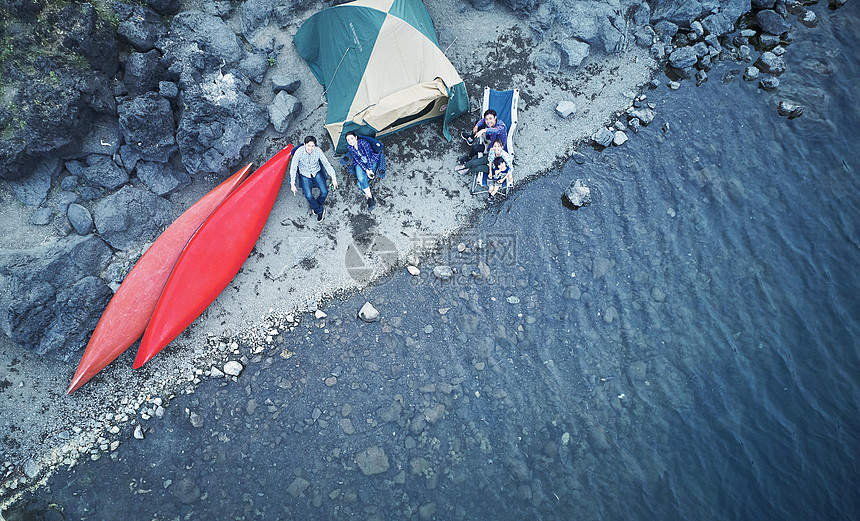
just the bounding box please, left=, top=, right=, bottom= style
left=367, top=197, right=376, bottom=211
left=377, top=169, right=386, bottom=179
left=460, top=131, right=473, bottom=145
left=317, top=207, right=326, bottom=222
left=455, top=165, right=468, bottom=175
left=457, top=154, right=471, bottom=165
left=487, top=195, right=495, bottom=203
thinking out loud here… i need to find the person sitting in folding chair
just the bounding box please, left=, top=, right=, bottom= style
left=457, top=139, right=512, bottom=177
left=457, top=109, right=508, bottom=164
left=344, top=131, right=383, bottom=211
left=486, top=156, right=512, bottom=202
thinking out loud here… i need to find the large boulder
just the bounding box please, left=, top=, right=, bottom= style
left=0, top=236, right=113, bottom=361
left=156, top=11, right=244, bottom=87
left=176, top=71, right=268, bottom=174
left=114, top=2, right=168, bottom=52
left=650, top=0, right=703, bottom=28
left=124, top=50, right=166, bottom=95
left=701, top=12, right=734, bottom=37
left=65, top=154, right=130, bottom=190
left=239, top=0, right=303, bottom=40
left=93, top=185, right=176, bottom=250
left=8, top=159, right=62, bottom=207
left=136, top=160, right=191, bottom=195
left=117, top=93, right=178, bottom=163
left=756, top=9, right=791, bottom=35
left=57, top=2, right=119, bottom=75
left=555, top=1, right=626, bottom=53
left=269, top=91, right=302, bottom=133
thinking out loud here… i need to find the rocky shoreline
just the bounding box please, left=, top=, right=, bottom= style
left=0, top=0, right=837, bottom=508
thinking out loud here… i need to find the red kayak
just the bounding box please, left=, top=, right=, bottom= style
left=134, top=145, right=294, bottom=368
left=67, top=164, right=254, bottom=394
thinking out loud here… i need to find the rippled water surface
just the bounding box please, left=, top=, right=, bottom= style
left=7, top=3, right=860, bottom=520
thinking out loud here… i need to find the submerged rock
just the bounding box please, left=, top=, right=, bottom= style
left=355, top=446, right=389, bottom=475
left=777, top=101, right=804, bottom=119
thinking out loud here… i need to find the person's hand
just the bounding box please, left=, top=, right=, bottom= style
left=332, top=178, right=339, bottom=189
left=476, top=128, right=486, bottom=138
left=472, top=124, right=479, bottom=134
left=290, top=183, right=297, bottom=195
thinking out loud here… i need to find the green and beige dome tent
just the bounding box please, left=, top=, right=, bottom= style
left=293, top=0, right=469, bottom=153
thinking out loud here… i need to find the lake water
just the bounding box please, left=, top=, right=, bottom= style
left=5, top=2, right=859, bottom=520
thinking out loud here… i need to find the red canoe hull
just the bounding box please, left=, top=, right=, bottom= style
left=67, top=164, right=254, bottom=394
left=134, top=145, right=294, bottom=368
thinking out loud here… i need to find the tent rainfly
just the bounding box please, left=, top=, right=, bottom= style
left=293, top=0, right=469, bottom=153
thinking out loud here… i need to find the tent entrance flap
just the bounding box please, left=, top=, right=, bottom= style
left=359, top=79, right=449, bottom=134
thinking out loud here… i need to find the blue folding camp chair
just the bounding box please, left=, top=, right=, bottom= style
left=471, top=87, right=519, bottom=196
left=339, top=135, right=387, bottom=183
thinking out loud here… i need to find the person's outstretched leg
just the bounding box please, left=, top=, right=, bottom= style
left=300, top=175, right=322, bottom=216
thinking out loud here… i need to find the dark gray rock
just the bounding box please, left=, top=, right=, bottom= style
left=60, top=2, right=119, bottom=74
left=759, top=33, right=781, bottom=49
left=269, top=91, right=302, bottom=134
left=756, top=10, right=791, bottom=35
left=61, top=176, right=79, bottom=191
left=93, top=186, right=176, bottom=250
left=239, top=0, right=299, bottom=39
left=156, top=11, right=244, bottom=87
left=651, top=0, right=702, bottom=28
left=591, top=127, right=614, bottom=148
left=635, top=25, right=657, bottom=47
left=0, top=236, right=113, bottom=361
left=759, top=76, right=780, bottom=90
left=29, top=208, right=54, bottom=226
left=67, top=204, right=94, bottom=235
left=79, top=115, right=122, bottom=157
left=654, top=20, right=679, bottom=40
left=633, top=3, right=651, bottom=26
left=629, top=108, right=657, bottom=125
left=115, top=2, right=167, bottom=52
left=159, top=81, right=179, bottom=100
left=563, top=179, right=592, bottom=207
left=572, top=152, right=587, bottom=164
left=743, top=66, right=760, bottom=81
left=693, top=41, right=709, bottom=57
left=124, top=49, right=165, bottom=95
left=534, top=48, right=562, bottom=73
left=669, top=46, right=698, bottom=69
left=51, top=192, right=81, bottom=216
left=799, top=10, right=818, bottom=27
left=145, top=0, right=181, bottom=16
left=629, top=118, right=642, bottom=133
left=751, top=0, right=777, bottom=8
left=68, top=155, right=129, bottom=190
left=690, top=20, right=704, bottom=39
left=695, top=69, right=708, bottom=85
left=271, top=72, right=300, bottom=94
left=176, top=71, right=268, bottom=174
left=554, top=2, right=625, bottom=53
left=777, top=100, right=803, bottom=118
left=136, top=160, right=191, bottom=195
left=8, top=158, right=61, bottom=207
left=756, top=51, right=786, bottom=74
left=556, top=39, right=590, bottom=68
left=701, top=12, right=734, bottom=37
left=239, top=52, right=269, bottom=83
left=118, top=93, right=178, bottom=163
left=721, top=0, right=753, bottom=24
